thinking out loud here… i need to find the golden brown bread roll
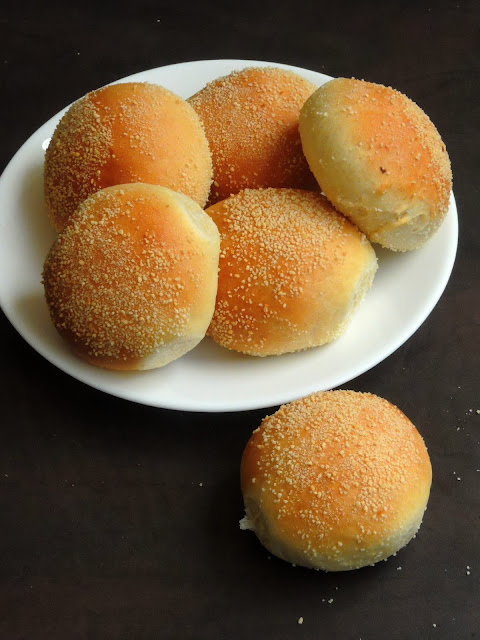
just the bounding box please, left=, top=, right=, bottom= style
left=206, top=188, right=377, bottom=356
left=44, top=82, right=212, bottom=231
left=240, top=390, right=432, bottom=571
left=299, top=78, right=452, bottom=251
left=42, top=183, right=220, bottom=370
left=188, top=67, right=318, bottom=204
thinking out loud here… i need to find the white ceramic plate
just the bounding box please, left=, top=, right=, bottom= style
left=0, top=59, right=457, bottom=412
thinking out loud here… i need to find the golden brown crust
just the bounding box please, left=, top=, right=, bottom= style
left=241, top=390, right=432, bottom=571
left=206, top=188, right=377, bottom=356
left=299, top=78, right=452, bottom=251
left=188, top=67, right=318, bottom=204
left=44, top=82, right=212, bottom=231
left=42, top=184, right=220, bottom=370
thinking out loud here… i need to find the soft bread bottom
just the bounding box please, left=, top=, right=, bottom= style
left=241, top=496, right=426, bottom=572
left=330, top=249, right=378, bottom=340
left=139, top=334, right=206, bottom=370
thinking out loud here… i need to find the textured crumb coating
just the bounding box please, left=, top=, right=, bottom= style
left=206, top=188, right=377, bottom=356
left=189, top=67, right=318, bottom=204
left=42, top=184, right=220, bottom=370
left=241, top=390, right=432, bottom=571
left=44, top=82, right=212, bottom=231
left=299, top=77, right=452, bottom=251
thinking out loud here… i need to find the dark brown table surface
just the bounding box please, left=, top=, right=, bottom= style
left=1, top=1, right=479, bottom=638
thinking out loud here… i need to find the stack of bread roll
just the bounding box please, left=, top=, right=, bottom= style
left=43, top=66, right=450, bottom=369
left=43, top=82, right=220, bottom=370
left=41, top=64, right=447, bottom=570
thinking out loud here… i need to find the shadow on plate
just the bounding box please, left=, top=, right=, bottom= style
left=20, top=161, right=57, bottom=266
left=14, top=290, right=58, bottom=347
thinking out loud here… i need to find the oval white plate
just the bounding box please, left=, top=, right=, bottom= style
left=0, top=59, right=457, bottom=412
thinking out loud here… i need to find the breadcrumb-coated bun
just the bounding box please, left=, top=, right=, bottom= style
left=240, top=390, right=432, bottom=571
left=299, top=78, right=452, bottom=251
left=188, top=67, right=318, bottom=204
left=44, top=82, right=212, bottom=231
left=206, top=188, right=377, bottom=356
left=42, top=184, right=220, bottom=370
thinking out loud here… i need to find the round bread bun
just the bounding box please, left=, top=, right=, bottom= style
left=44, top=82, right=212, bottom=231
left=42, top=183, right=220, bottom=370
left=188, top=67, right=318, bottom=204
left=240, top=390, right=432, bottom=571
left=299, top=77, right=452, bottom=251
left=205, top=188, right=377, bottom=356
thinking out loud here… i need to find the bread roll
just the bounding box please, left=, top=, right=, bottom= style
left=188, top=67, right=318, bottom=204
left=206, top=188, right=377, bottom=356
left=44, top=82, right=212, bottom=231
left=241, top=390, right=432, bottom=571
left=42, top=184, right=220, bottom=370
left=299, top=78, right=452, bottom=251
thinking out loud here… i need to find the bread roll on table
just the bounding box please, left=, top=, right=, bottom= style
left=241, top=390, right=432, bottom=571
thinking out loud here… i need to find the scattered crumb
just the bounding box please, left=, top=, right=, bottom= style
left=456, top=477, right=461, bottom=481
left=433, top=623, right=437, bottom=628
left=328, top=598, right=334, bottom=604
left=239, top=516, right=252, bottom=531
left=397, top=566, right=402, bottom=571
left=476, top=409, right=480, bottom=414
left=297, top=617, right=304, bottom=625
left=199, top=482, right=203, bottom=487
